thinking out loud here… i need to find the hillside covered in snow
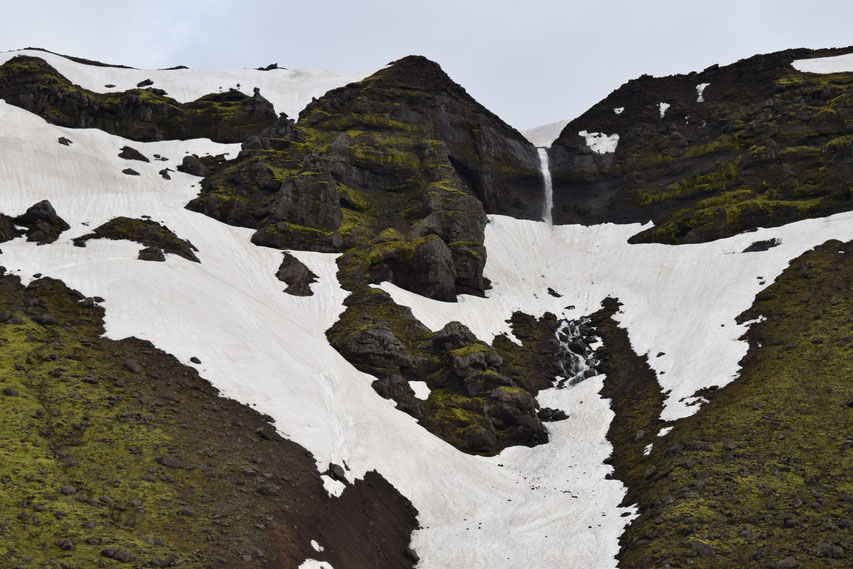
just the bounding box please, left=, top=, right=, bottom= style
left=0, top=46, right=851, bottom=569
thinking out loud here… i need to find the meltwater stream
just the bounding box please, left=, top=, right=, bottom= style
left=538, top=147, right=553, bottom=225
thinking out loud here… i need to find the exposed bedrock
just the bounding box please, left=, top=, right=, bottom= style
left=188, top=54, right=539, bottom=300
left=327, top=289, right=569, bottom=455
left=548, top=46, right=853, bottom=243
left=0, top=55, right=278, bottom=143
left=0, top=200, right=70, bottom=245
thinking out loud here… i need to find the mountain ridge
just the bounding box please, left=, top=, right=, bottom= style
left=0, top=45, right=851, bottom=569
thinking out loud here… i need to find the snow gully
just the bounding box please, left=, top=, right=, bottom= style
left=538, top=147, right=553, bottom=225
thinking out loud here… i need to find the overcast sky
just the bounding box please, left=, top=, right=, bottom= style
left=2, top=0, right=851, bottom=129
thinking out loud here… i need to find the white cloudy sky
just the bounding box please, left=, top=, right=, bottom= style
left=2, top=0, right=851, bottom=129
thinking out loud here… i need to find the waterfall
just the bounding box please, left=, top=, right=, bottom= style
left=554, top=317, right=600, bottom=388
left=538, top=147, right=553, bottom=225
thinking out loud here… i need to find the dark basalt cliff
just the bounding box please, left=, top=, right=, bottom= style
left=189, top=55, right=540, bottom=301
left=549, top=46, right=853, bottom=243
left=0, top=56, right=278, bottom=143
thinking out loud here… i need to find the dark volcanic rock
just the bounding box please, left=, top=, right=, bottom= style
left=548, top=46, right=853, bottom=243
left=0, top=56, right=278, bottom=143
left=276, top=252, right=318, bottom=296
left=269, top=171, right=342, bottom=232
left=74, top=217, right=199, bottom=263
left=327, top=289, right=549, bottom=455
left=118, top=146, right=150, bottom=162
left=13, top=200, right=70, bottom=244
left=0, top=213, right=23, bottom=243
left=300, top=55, right=542, bottom=220
left=188, top=54, right=535, bottom=301
left=138, top=246, right=166, bottom=262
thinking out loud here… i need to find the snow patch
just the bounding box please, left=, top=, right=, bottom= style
left=380, top=211, right=853, bottom=423
left=311, top=540, right=325, bottom=553
left=408, top=381, right=431, bottom=400
left=299, top=561, right=334, bottom=569
left=696, top=83, right=710, bottom=103
left=792, top=53, right=853, bottom=74
left=613, top=107, right=624, bottom=115
left=521, top=120, right=569, bottom=148
left=0, top=100, right=633, bottom=569
left=658, top=427, right=673, bottom=437
left=659, top=102, right=670, bottom=118
left=643, top=444, right=653, bottom=456
left=321, top=475, right=346, bottom=498
left=578, top=130, right=620, bottom=154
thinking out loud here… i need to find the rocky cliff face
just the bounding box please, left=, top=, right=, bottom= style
left=189, top=55, right=540, bottom=301
left=0, top=56, right=278, bottom=143
left=549, top=47, right=853, bottom=243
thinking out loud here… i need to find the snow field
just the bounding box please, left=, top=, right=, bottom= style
left=381, top=211, right=853, bottom=422
left=792, top=52, right=853, bottom=74
left=0, top=100, right=631, bottom=568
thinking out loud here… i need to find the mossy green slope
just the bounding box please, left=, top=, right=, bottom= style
left=0, top=273, right=418, bottom=569
left=598, top=240, right=853, bottom=568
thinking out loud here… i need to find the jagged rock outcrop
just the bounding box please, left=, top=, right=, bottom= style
left=0, top=56, right=278, bottom=143
left=1, top=200, right=71, bottom=244
left=298, top=55, right=542, bottom=219
left=188, top=54, right=538, bottom=300
left=73, top=217, right=199, bottom=262
left=327, top=288, right=550, bottom=455
left=549, top=46, right=853, bottom=243
left=276, top=252, right=318, bottom=296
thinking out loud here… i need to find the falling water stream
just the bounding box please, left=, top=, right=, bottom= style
left=538, top=147, right=553, bottom=225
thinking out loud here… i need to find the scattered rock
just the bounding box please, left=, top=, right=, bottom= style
left=329, top=463, right=347, bottom=482
left=118, top=146, right=150, bottom=162
left=138, top=246, right=166, bottom=262
left=101, top=547, right=134, bottom=563
left=538, top=407, right=569, bottom=422
left=124, top=358, right=143, bottom=374
left=768, top=557, right=798, bottom=569
left=57, top=136, right=72, bottom=146
left=2, top=387, right=20, bottom=397
left=189, top=356, right=201, bottom=364
left=155, top=455, right=183, bottom=469
left=122, top=168, right=140, bottom=176
left=136, top=78, right=153, bottom=87
left=744, top=238, right=781, bottom=253
left=159, top=168, right=172, bottom=180
left=14, top=200, right=70, bottom=244
left=276, top=252, right=318, bottom=296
